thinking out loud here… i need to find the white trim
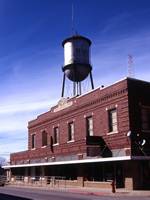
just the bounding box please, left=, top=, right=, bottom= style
left=53, top=143, right=59, bottom=146
left=41, top=146, right=46, bottom=148
left=67, top=140, right=74, bottom=143
left=31, top=148, right=36, bottom=151
left=107, top=131, right=118, bottom=135
left=3, top=156, right=131, bottom=169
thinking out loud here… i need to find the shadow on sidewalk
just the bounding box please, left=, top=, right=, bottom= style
left=0, top=193, right=32, bottom=200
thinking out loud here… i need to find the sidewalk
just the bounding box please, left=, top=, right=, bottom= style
left=8, top=184, right=150, bottom=197
left=65, top=186, right=150, bottom=197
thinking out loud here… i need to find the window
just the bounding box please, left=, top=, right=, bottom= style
left=42, top=131, right=48, bottom=147
left=141, top=106, right=150, bottom=131
left=54, top=127, right=59, bottom=144
left=68, top=122, right=74, bottom=141
left=86, top=116, right=94, bottom=136
left=108, top=109, right=118, bottom=132
left=31, top=134, right=36, bottom=149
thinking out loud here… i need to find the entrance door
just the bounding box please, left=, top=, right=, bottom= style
left=141, top=161, right=150, bottom=189
left=115, top=163, right=124, bottom=188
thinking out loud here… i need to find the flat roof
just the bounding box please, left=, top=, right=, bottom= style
left=3, top=156, right=131, bottom=169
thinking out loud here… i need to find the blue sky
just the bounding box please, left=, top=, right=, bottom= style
left=0, top=0, right=150, bottom=160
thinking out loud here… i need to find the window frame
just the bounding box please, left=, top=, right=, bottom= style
left=41, top=130, right=48, bottom=147
left=108, top=108, right=118, bottom=134
left=68, top=122, right=75, bottom=142
left=53, top=127, right=59, bottom=145
left=86, top=116, right=94, bottom=136
left=31, top=133, right=36, bottom=149
left=141, top=105, right=150, bottom=131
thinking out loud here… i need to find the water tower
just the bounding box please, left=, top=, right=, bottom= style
left=61, top=35, right=94, bottom=97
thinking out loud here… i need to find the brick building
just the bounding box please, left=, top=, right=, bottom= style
left=4, top=77, right=150, bottom=190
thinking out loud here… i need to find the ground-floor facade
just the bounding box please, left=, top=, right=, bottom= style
left=4, top=157, right=150, bottom=190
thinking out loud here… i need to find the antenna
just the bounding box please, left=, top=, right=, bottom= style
left=128, top=54, right=134, bottom=77
left=72, top=3, right=75, bottom=35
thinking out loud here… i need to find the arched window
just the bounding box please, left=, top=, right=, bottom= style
left=42, top=131, right=48, bottom=147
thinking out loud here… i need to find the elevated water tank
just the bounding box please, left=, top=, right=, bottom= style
left=62, top=35, right=92, bottom=82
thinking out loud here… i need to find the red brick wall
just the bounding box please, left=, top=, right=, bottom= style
left=11, top=78, right=132, bottom=163
left=127, top=78, right=150, bottom=156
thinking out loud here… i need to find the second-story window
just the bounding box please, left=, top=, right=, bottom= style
left=31, top=134, right=36, bottom=149
left=54, top=127, right=59, bottom=144
left=42, top=131, right=48, bottom=147
left=86, top=116, right=94, bottom=136
left=108, top=109, right=118, bottom=132
left=141, top=106, right=150, bottom=131
left=68, top=122, right=74, bottom=141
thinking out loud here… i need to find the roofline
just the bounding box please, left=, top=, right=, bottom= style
left=77, top=76, right=150, bottom=99
left=126, top=76, right=150, bottom=84
left=3, top=156, right=131, bottom=169
left=76, top=76, right=128, bottom=99
left=28, top=76, right=150, bottom=126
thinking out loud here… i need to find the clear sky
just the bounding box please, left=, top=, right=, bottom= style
left=0, top=0, right=150, bottom=160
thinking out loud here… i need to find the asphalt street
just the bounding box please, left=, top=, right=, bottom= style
left=0, top=186, right=150, bottom=200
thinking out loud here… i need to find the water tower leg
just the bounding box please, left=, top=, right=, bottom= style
left=77, top=82, right=79, bottom=96
left=90, top=71, right=94, bottom=89
left=61, top=73, right=66, bottom=97
left=79, top=82, right=82, bottom=95
left=73, top=82, right=76, bottom=96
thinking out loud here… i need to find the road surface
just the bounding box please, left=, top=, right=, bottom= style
left=0, top=186, right=149, bottom=200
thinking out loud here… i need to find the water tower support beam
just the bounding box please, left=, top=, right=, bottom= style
left=79, top=82, right=82, bottom=95
left=77, top=82, right=79, bottom=96
left=73, top=82, right=76, bottom=96
left=61, top=73, right=66, bottom=97
left=90, top=71, right=94, bottom=90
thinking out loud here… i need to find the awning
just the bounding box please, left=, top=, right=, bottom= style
left=3, top=156, right=131, bottom=169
